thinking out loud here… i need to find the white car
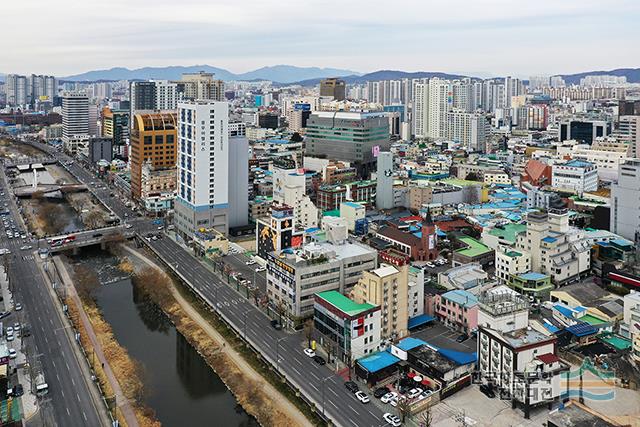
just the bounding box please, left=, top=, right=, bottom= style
left=381, top=391, right=397, bottom=403
left=15, top=303, right=22, bottom=311
left=383, top=412, right=402, bottom=427
left=6, top=327, right=13, bottom=335
left=245, top=259, right=256, bottom=266
left=255, top=266, right=266, bottom=273
left=426, top=262, right=436, bottom=268
left=389, top=396, right=399, bottom=407
left=303, top=348, right=315, bottom=358
left=8, top=349, right=16, bottom=359
left=407, top=388, right=422, bottom=399
left=125, top=224, right=133, bottom=229
left=6, top=333, right=14, bottom=342
left=417, top=389, right=433, bottom=401
left=355, top=391, right=370, bottom=404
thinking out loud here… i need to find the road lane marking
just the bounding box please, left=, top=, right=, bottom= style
left=330, top=401, right=338, bottom=409
left=66, top=407, right=70, bottom=416
left=348, top=405, right=361, bottom=416
left=329, top=388, right=339, bottom=397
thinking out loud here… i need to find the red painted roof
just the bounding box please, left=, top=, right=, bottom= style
left=399, top=215, right=422, bottom=223
left=536, top=353, right=560, bottom=364
left=524, top=159, right=550, bottom=181
left=435, top=218, right=474, bottom=232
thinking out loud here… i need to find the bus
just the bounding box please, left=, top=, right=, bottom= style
left=47, top=234, right=76, bottom=247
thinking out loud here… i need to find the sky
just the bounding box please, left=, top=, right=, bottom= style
left=3, top=0, right=640, bottom=77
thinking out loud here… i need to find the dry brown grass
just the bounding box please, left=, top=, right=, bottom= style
left=132, top=266, right=300, bottom=427
left=66, top=295, right=161, bottom=427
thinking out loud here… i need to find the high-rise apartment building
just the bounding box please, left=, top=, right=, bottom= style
left=228, top=136, right=249, bottom=228
left=611, top=159, right=640, bottom=243
left=62, top=92, right=89, bottom=140
left=129, top=112, right=177, bottom=200
left=305, top=111, right=390, bottom=177
left=5, top=74, right=28, bottom=107
left=174, top=100, right=230, bottom=238
left=320, top=78, right=346, bottom=101
left=129, top=80, right=183, bottom=125
left=181, top=72, right=224, bottom=101
left=444, top=111, right=490, bottom=151
left=616, top=115, right=640, bottom=157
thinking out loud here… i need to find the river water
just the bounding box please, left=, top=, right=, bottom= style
left=79, top=251, right=257, bottom=427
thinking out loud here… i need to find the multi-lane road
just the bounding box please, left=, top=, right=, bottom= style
left=0, top=168, right=107, bottom=426
left=26, top=139, right=389, bottom=427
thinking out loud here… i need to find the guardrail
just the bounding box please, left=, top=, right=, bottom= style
left=138, top=235, right=336, bottom=426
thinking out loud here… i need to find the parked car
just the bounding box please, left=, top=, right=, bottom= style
left=344, top=381, right=359, bottom=393
left=14, top=303, right=22, bottom=311
left=6, top=327, right=13, bottom=335
left=417, top=389, right=433, bottom=401
left=383, top=412, right=402, bottom=427
left=8, top=349, right=16, bottom=359
left=380, top=391, right=397, bottom=403
left=426, top=262, right=436, bottom=268
left=480, top=384, right=495, bottom=398
left=6, top=333, right=14, bottom=342
left=245, top=259, right=256, bottom=266
left=456, top=333, right=469, bottom=343
left=255, top=266, right=266, bottom=273
left=406, top=388, right=422, bottom=399
left=389, top=396, right=399, bottom=407
left=374, top=387, right=390, bottom=398
left=355, top=391, right=370, bottom=404
left=13, top=384, right=23, bottom=397
left=312, top=355, right=326, bottom=365
left=303, top=348, right=316, bottom=358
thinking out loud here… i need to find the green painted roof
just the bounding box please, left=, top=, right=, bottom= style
left=455, top=236, right=492, bottom=258
left=323, top=210, right=341, bottom=217
left=441, top=178, right=484, bottom=187
left=316, top=290, right=376, bottom=316
left=580, top=314, right=607, bottom=325
left=488, top=223, right=527, bottom=244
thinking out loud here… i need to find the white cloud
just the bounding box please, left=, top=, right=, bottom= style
left=3, top=0, right=639, bottom=76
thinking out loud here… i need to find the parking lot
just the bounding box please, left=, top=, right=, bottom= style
left=411, top=322, right=477, bottom=353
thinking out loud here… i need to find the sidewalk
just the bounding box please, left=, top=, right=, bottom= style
left=52, top=257, right=140, bottom=427
left=121, top=244, right=313, bottom=427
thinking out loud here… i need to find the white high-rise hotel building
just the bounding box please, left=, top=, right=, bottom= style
left=174, top=100, right=230, bottom=238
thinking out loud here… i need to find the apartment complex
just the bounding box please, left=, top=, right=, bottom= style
left=319, top=78, right=346, bottom=101
left=611, top=158, right=640, bottom=243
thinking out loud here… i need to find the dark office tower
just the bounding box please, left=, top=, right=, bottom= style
left=129, top=81, right=157, bottom=126
left=619, top=100, right=640, bottom=117
left=258, top=112, right=279, bottom=129
left=320, top=78, right=346, bottom=101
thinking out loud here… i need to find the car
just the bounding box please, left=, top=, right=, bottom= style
left=480, top=384, right=496, bottom=398
left=303, top=348, right=316, bottom=358
left=14, top=384, right=23, bottom=397
left=20, top=245, right=32, bottom=251
left=383, top=412, right=402, bottom=427
left=380, top=391, right=397, bottom=403
left=0, top=312, right=9, bottom=320
left=389, top=396, right=399, bottom=407
left=355, top=391, right=370, bottom=403
left=255, top=266, right=266, bottom=273
left=125, top=224, right=133, bottom=229
left=6, top=327, right=13, bottom=335
left=13, top=323, right=20, bottom=332
left=270, top=319, right=282, bottom=330
left=374, top=386, right=390, bottom=398
left=344, top=381, right=359, bottom=393
left=245, top=259, right=256, bottom=266
left=417, top=389, right=433, bottom=400
left=407, top=388, right=422, bottom=399
left=14, top=303, right=21, bottom=311
left=157, top=226, right=163, bottom=230
left=6, top=333, right=14, bottom=342
left=426, top=262, right=436, bottom=268
left=436, top=258, right=446, bottom=265
left=456, top=333, right=469, bottom=343
left=20, top=234, right=26, bottom=239
left=312, top=355, right=326, bottom=365
left=8, top=349, right=16, bottom=359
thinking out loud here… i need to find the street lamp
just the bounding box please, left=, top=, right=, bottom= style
left=321, top=375, right=332, bottom=418
left=242, top=307, right=254, bottom=340
left=275, top=337, right=286, bottom=371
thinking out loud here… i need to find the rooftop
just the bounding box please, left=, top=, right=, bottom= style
left=315, top=290, right=377, bottom=316
left=455, top=236, right=493, bottom=258
left=487, top=223, right=527, bottom=244
left=370, top=264, right=399, bottom=278
left=441, top=289, right=478, bottom=308
left=518, top=272, right=548, bottom=281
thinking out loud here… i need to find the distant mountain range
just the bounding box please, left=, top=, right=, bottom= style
left=59, top=65, right=360, bottom=84
left=2, top=66, right=640, bottom=86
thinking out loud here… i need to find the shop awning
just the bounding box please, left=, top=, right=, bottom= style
left=408, top=314, right=435, bottom=329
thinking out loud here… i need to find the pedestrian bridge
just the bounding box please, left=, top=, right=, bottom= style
left=45, top=225, right=135, bottom=253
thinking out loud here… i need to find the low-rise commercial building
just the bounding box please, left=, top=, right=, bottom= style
left=452, top=236, right=494, bottom=268
left=434, top=290, right=478, bottom=333
left=313, top=290, right=381, bottom=362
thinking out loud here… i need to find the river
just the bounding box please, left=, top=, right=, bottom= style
left=79, top=251, right=257, bottom=427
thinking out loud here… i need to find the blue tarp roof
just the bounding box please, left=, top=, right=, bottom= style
left=554, top=304, right=575, bottom=318
left=396, top=337, right=427, bottom=351
left=357, top=351, right=400, bottom=373
left=543, top=320, right=561, bottom=334
left=408, top=314, right=435, bottom=329
left=542, top=236, right=557, bottom=243
left=566, top=322, right=597, bottom=337
left=438, top=347, right=478, bottom=365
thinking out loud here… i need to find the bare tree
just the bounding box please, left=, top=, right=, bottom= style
left=419, top=406, right=433, bottom=427
left=74, top=264, right=100, bottom=302
left=397, top=396, right=412, bottom=423
left=303, top=319, right=314, bottom=348
left=84, top=210, right=103, bottom=229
